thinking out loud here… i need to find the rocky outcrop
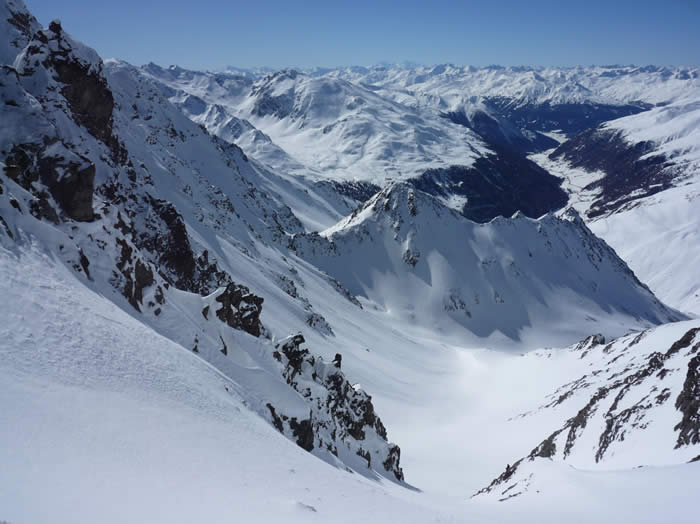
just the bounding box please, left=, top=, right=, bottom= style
left=675, top=353, right=700, bottom=447
left=214, top=283, right=264, bottom=338
left=268, top=333, right=404, bottom=482
left=33, top=20, right=125, bottom=162
left=5, top=142, right=95, bottom=221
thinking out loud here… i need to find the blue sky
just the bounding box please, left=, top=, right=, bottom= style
left=25, top=0, right=700, bottom=70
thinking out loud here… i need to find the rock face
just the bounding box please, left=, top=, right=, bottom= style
left=214, top=283, right=264, bottom=337
left=5, top=143, right=96, bottom=222
left=1, top=11, right=130, bottom=222
left=268, top=334, right=404, bottom=482
left=46, top=22, right=113, bottom=140
left=675, top=352, right=700, bottom=448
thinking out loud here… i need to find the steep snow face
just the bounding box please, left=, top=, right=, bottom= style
left=0, top=10, right=406, bottom=482
left=589, top=181, right=700, bottom=316
left=142, top=65, right=491, bottom=184
left=476, top=321, right=700, bottom=501
left=292, top=184, right=681, bottom=350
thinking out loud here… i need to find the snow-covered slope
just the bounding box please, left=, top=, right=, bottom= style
left=0, top=3, right=404, bottom=482
left=532, top=97, right=700, bottom=314
left=476, top=320, right=700, bottom=501
left=142, top=65, right=491, bottom=184
left=3, top=241, right=699, bottom=524
left=589, top=181, right=700, bottom=316
left=2, top=1, right=699, bottom=522
left=291, top=183, right=681, bottom=350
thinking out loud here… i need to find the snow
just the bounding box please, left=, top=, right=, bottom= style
left=606, top=98, right=700, bottom=172
left=529, top=150, right=606, bottom=214
left=1, top=2, right=699, bottom=521
left=1, top=245, right=698, bottom=524
left=528, top=97, right=700, bottom=316
left=327, top=64, right=700, bottom=108
left=141, top=65, right=491, bottom=186
left=297, top=184, right=680, bottom=350
left=590, top=181, right=700, bottom=316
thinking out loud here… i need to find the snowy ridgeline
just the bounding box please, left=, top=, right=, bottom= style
left=292, top=182, right=681, bottom=349
left=1, top=1, right=700, bottom=522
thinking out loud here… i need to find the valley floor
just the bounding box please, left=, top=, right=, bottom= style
left=2, top=244, right=698, bottom=524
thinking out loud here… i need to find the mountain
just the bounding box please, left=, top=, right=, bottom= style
left=142, top=65, right=490, bottom=183
left=142, top=64, right=571, bottom=225
left=476, top=320, right=700, bottom=501
left=0, top=3, right=404, bottom=483
left=1, top=2, right=699, bottom=522
left=291, top=183, right=680, bottom=350
left=528, top=98, right=700, bottom=314
left=142, top=62, right=700, bottom=230
left=327, top=63, right=699, bottom=108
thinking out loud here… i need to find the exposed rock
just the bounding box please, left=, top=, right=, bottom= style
left=270, top=333, right=404, bottom=481
left=140, top=197, right=196, bottom=287
left=78, top=249, right=91, bottom=280
left=5, top=143, right=96, bottom=221
left=29, top=194, right=60, bottom=224
left=675, top=354, right=700, bottom=447
left=305, top=311, right=334, bottom=336
left=46, top=158, right=95, bottom=221
left=214, top=283, right=264, bottom=337
left=478, top=327, right=700, bottom=498
left=289, top=415, right=314, bottom=452
left=38, top=20, right=125, bottom=162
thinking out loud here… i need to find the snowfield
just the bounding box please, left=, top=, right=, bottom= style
left=2, top=242, right=699, bottom=524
